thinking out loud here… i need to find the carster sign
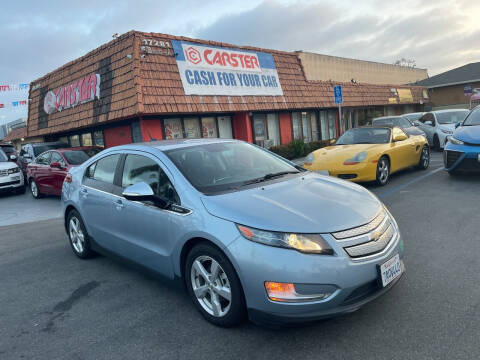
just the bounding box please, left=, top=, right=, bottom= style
left=171, top=40, right=284, bottom=96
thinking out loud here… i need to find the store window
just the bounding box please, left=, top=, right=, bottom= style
left=301, top=112, right=312, bottom=143
left=58, top=136, right=69, bottom=145
left=82, top=133, right=93, bottom=146
left=184, top=117, right=201, bottom=138
left=93, top=131, right=104, bottom=147
left=131, top=121, right=142, bottom=143
left=310, top=112, right=319, bottom=141
left=292, top=111, right=318, bottom=142
left=201, top=117, right=218, bottom=138
left=328, top=111, right=337, bottom=139
left=320, top=111, right=329, bottom=140
left=252, top=113, right=280, bottom=148
left=70, top=135, right=80, bottom=147
left=292, top=112, right=302, bottom=140
left=164, top=118, right=183, bottom=139
left=218, top=116, right=233, bottom=139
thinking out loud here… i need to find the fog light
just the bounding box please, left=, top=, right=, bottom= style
left=265, top=282, right=331, bottom=302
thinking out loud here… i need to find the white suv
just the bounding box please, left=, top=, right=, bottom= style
left=0, top=149, right=25, bottom=194
left=415, top=109, right=469, bottom=150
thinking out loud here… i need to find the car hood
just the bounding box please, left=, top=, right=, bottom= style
left=439, top=123, right=456, bottom=131
left=0, top=162, right=19, bottom=171
left=309, top=144, right=383, bottom=168
left=454, top=125, right=480, bottom=144
left=201, top=172, right=382, bottom=233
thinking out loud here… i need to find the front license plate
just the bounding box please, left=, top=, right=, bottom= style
left=379, top=254, right=402, bottom=287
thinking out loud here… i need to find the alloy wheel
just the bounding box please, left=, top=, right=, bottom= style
left=30, top=181, right=38, bottom=198
left=69, top=217, right=85, bottom=254
left=190, top=255, right=232, bottom=317
left=421, top=147, right=430, bottom=168
left=378, top=158, right=389, bottom=184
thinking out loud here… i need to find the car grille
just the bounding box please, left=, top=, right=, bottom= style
left=444, top=150, right=462, bottom=168
left=456, top=158, right=480, bottom=171
left=0, top=169, right=7, bottom=177
left=332, top=209, right=397, bottom=259
left=337, top=174, right=357, bottom=179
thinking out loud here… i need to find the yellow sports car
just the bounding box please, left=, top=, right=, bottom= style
left=303, top=125, right=430, bottom=185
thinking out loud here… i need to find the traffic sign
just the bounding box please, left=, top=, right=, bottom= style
left=334, top=85, right=343, bottom=104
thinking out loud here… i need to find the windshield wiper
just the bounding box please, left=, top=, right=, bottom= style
left=242, top=171, right=299, bottom=186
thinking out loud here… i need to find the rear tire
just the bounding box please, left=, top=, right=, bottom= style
left=376, top=156, right=390, bottom=186
left=29, top=179, right=42, bottom=199
left=185, top=243, right=246, bottom=327
left=67, top=210, right=94, bottom=259
left=416, top=146, right=430, bottom=170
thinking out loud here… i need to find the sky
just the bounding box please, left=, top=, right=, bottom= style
left=1, top=0, right=479, bottom=125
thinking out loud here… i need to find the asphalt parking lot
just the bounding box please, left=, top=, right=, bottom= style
left=1, top=152, right=479, bottom=360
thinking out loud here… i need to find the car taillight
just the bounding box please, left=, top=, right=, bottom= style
left=64, top=174, right=72, bottom=183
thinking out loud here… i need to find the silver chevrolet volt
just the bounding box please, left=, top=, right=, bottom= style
left=61, top=139, right=404, bottom=326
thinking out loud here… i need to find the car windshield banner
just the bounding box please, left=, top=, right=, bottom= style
left=171, top=40, right=284, bottom=96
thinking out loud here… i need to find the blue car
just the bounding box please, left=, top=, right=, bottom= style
left=444, top=106, right=480, bottom=174
left=61, top=139, right=404, bottom=326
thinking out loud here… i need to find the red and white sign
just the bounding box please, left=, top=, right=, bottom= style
left=43, top=73, right=100, bottom=115
left=183, top=44, right=261, bottom=72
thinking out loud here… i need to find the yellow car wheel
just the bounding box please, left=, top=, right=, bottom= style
left=376, top=156, right=390, bottom=186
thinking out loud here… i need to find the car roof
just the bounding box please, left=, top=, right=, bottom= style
left=109, top=138, right=240, bottom=152
left=372, top=116, right=406, bottom=120
left=358, top=124, right=398, bottom=129
left=430, top=109, right=469, bottom=113
left=54, top=146, right=102, bottom=152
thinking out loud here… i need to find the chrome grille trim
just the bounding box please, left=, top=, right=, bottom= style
left=344, top=223, right=394, bottom=258
left=332, top=209, right=386, bottom=240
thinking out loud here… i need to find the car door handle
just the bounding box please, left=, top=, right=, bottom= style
left=114, top=199, right=124, bottom=210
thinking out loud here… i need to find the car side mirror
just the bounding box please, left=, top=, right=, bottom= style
left=122, top=182, right=168, bottom=208
left=50, top=162, right=63, bottom=169
left=455, top=122, right=461, bottom=129
left=424, top=120, right=433, bottom=126
left=413, top=121, right=419, bottom=126
left=393, top=134, right=408, bottom=142
left=9, top=154, right=17, bottom=161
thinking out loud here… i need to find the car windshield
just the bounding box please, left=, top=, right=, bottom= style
left=165, top=142, right=299, bottom=194
left=404, top=113, right=423, bottom=122
left=63, top=149, right=101, bottom=165
left=373, top=117, right=412, bottom=128
left=436, top=111, right=469, bottom=124
left=0, top=149, right=7, bottom=162
left=335, top=128, right=391, bottom=145
left=1, top=146, right=15, bottom=155
left=33, top=143, right=67, bottom=156
left=463, top=108, right=480, bottom=126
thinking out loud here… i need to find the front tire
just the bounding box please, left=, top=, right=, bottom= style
left=30, top=179, right=42, bottom=199
left=185, top=243, right=246, bottom=327
left=417, top=146, right=430, bottom=170
left=376, top=156, right=390, bottom=186
left=67, top=210, right=94, bottom=259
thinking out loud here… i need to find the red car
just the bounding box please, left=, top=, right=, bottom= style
left=26, top=147, right=102, bottom=198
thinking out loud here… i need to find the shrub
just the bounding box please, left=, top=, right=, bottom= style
left=269, top=139, right=330, bottom=160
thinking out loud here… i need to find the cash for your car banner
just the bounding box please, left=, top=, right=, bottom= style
left=171, top=40, right=284, bottom=96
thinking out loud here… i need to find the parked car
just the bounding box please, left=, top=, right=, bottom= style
left=372, top=116, right=426, bottom=136
left=415, top=109, right=469, bottom=150
left=62, top=139, right=404, bottom=327
left=444, top=106, right=480, bottom=174
left=403, top=112, right=425, bottom=123
left=303, top=125, right=430, bottom=185
left=27, top=147, right=102, bottom=198
left=0, top=143, right=19, bottom=164
left=18, top=141, right=68, bottom=176
left=0, top=148, right=25, bottom=194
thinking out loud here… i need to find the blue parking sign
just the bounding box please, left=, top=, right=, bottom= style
left=334, top=85, right=343, bottom=104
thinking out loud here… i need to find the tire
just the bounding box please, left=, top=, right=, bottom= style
left=433, top=135, right=440, bottom=152
left=185, top=243, right=246, bottom=327
left=67, top=210, right=94, bottom=259
left=29, top=179, right=42, bottom=199
left=376, top=156, right=390, bottom=186
left=416, top=146, right=430, bottom=170
left=16, top=185, right=26, bottom=195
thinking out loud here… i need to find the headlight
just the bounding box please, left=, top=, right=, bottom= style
left=344, top=151, right=367, bottom=165
left=449, top=137, right=464, bottom=145
left=304, top=153, right=315, bottom=166
left=7, top=167, right=20, bottom=174
left=237, top=224, right=334, bottom=255
left=441, top=129, right=453, bottom=134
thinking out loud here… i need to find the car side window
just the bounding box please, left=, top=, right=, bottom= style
left=50, top=152, right=65, bottom=167
left=122, top=154, right=180, bottom=204
left=88, top=154, right=120, bottom=184
left=36, top=152, right=51, bottom=165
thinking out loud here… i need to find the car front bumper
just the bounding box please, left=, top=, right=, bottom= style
left=227, top=229, right=404, bottom=326
left=303, top=162, right=378, bottom=182
left=443, top=143, right=480, bottom=172
left=0, top=172, right=24, bottom=191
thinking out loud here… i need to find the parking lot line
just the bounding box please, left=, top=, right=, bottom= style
left=377, top=166, right=444, bottom=199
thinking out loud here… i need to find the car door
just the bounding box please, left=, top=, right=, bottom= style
left=49, top=151, right=67, bottom=195
left=79, top=153, right=122, bottom=246
left=33, top=151, right=52, bottom=193
left=390, top=128, right=414, bottom=172
left=109, top=152, right=180, bottom=278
